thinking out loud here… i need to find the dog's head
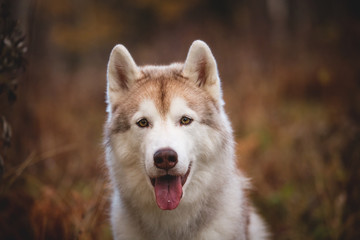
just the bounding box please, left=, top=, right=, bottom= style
left=105, top=40, right=231, bottom=210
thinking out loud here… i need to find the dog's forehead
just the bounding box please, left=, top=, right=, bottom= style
left=108, top=67, right=221, bottom=137
left=110, top=64, right=220, bottom=134
left=131, top=70, right=207, bottom=117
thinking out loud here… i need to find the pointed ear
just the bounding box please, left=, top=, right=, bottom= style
left=182, top=40, right=223, bottom=103
left=106, top=44, right=140, bottom=106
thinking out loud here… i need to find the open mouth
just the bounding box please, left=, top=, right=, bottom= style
left=150, top=165, right=191, bottom=210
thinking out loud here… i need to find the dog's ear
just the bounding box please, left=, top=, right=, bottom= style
left=106, top=44, right=140, bottom=106
left=182, top=40, right=223, bottom=104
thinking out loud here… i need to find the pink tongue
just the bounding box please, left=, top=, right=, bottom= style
left=154, top=175, right=183, bottom=210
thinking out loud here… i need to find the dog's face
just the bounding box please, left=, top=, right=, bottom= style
left=105, top=41, right=226, bottom=210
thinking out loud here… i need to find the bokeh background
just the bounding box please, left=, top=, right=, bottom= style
left=1, top=0, right=359, bottom=239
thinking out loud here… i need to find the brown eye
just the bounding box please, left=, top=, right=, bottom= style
left=136, top=118, right=149, bottom=128
left=180, top=116, right=193, bottom=126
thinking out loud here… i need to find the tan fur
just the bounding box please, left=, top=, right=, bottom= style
left=104, top=40, right=269, bottom=240
left=106, top=63, right=221, bottom=139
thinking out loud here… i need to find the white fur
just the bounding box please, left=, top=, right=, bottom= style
left=182, top=40, right=224, bottom=106
left=106, top=44, right=141, bottom=115
left=135, top=98, right=192, bottom=181
left=105, top=40, right=269, bottom=240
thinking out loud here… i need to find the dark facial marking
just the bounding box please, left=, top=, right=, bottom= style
left=115, top=63, right=129, bottom=90
left=112, top=113, right=131, bottom=134
left=196, top=58, right=208, bottom=87
left=200, top=111, right=218, bottom=129
left=158, top=79, right=169, bottom=116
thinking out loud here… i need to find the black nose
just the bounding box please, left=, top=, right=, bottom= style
left=153, top=148, right=178, bottom=170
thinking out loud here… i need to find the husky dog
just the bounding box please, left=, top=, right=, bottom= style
left=104, top=40, right=268, bottom=240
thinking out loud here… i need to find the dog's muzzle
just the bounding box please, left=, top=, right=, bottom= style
left=150, top=148, right=191, bottom=210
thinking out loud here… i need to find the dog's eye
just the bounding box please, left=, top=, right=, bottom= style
left=180, top=116, right=193, bottom=126
left=136, top=118, right=149, bottom=128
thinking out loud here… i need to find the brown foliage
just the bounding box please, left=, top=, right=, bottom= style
left=1, top=0, right=360, bottom=239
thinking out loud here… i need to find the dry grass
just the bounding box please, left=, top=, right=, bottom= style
left=1, top=1, right=359, bottom=239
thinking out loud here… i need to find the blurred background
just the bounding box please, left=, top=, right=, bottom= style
left=0, top=0, right=359, bottom=239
